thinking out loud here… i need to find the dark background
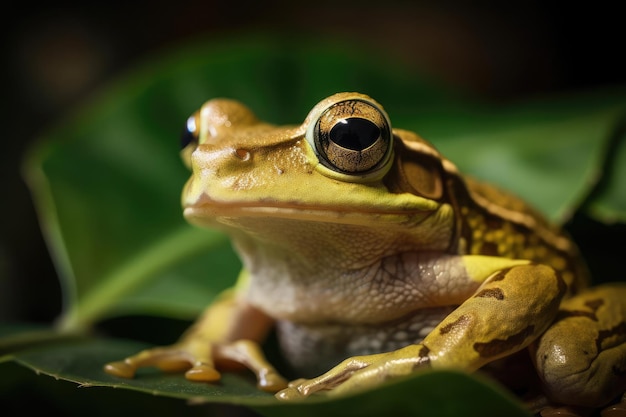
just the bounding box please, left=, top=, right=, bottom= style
left=2, top=0, right=626, bottom=354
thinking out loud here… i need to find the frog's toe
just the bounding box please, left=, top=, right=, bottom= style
left=275, top=370, right=352, bottom=399
left=185, top=363, right=222, bottom=381
left=104, top=360, right=137, bottom=378
left=257, top=369, right=289, bottom=392
left=275, top=386, right=307, bottom=400
left=274, top=378, right=327, bottom=400
left=214, top=339, right=288, bottom=392
left=275, top=357, right=383, bottom=400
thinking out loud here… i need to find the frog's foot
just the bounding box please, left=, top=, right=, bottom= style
left=104, top=342, right=217, bottom=380
left=276, top=344, right=429, bottom=400
left=105, top=339, right=287, bottom=392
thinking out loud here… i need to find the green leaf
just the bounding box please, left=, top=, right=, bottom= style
left=7, top=337, right=530, bottom=417
left=583, top=116, right=626, bottom=223
left=433, top=94, right=626, bottom=223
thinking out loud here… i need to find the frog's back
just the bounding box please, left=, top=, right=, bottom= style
left=456, top=176, right=589, bottom=295
left=388, top=130, right=588, bottom=295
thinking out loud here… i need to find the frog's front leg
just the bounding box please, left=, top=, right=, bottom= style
left=104, top=288, right=288, bottom=392
left=531, top=283, right=626, bottom=409
left=277, top=261, right=565, bottom=400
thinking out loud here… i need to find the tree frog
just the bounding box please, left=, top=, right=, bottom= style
left=105, top=92, right=626, bottom=415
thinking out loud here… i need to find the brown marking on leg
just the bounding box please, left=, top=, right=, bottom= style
left=554, top=270, right=567, bottom=298
left=490, top=268, right=511, bottom=282
left=584, top=298, right=605, bottom=312
left=413, top=345, right=431, bottom=369
left=553, top=296, right=603, bottom=324
left=474, top=325, right=535, bottom=358
left=474, top=287, right=505, bottom=300
left=439, top=314, right=471, bottom=335
left=596, top=322, right=626, bottom=353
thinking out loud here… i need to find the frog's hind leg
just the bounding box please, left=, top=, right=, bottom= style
left=530, top=283, right=626, bottom=413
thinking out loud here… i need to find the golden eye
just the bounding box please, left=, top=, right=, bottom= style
left=310, top=99, right=392, bottom=174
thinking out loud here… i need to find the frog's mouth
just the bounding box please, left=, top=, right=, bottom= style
left=183, top=192, right=440, bottom=228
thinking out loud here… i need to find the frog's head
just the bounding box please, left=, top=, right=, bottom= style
left=180, top=92, right=455, bottom=246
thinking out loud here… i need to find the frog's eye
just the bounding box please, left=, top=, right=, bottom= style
left=180, top=113, right=199, bottom=168
left=181, top=114, right=199, bottom=150
left=308, top=99, right=392, bottom=175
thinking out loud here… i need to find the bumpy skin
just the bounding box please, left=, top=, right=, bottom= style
left=105, top=93, right=626, bottom=412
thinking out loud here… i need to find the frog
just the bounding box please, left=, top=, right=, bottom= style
left=105, top=92, right=626, bottom=416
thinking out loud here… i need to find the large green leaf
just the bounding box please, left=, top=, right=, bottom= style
left=431, top=93, right=626, bottom=222
left=6, top=35, right=626, bottom=416
left=583, top=116, right=626, bottom=223
left=5, top=337, right=530, bottom=417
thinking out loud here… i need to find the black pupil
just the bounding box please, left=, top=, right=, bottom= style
left=329, top=118, right=380, bottom=150
left=180, top=118, right=197, bottom=149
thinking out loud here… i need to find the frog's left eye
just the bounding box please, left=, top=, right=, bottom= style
left=180, top=113, right=199, bottom=168
left=308, top=99, right=392, bottom=175
left=181, top=114, right=199, bottom=150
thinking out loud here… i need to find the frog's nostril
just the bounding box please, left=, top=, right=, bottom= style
left=234, top=148, right=251, bottom=161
